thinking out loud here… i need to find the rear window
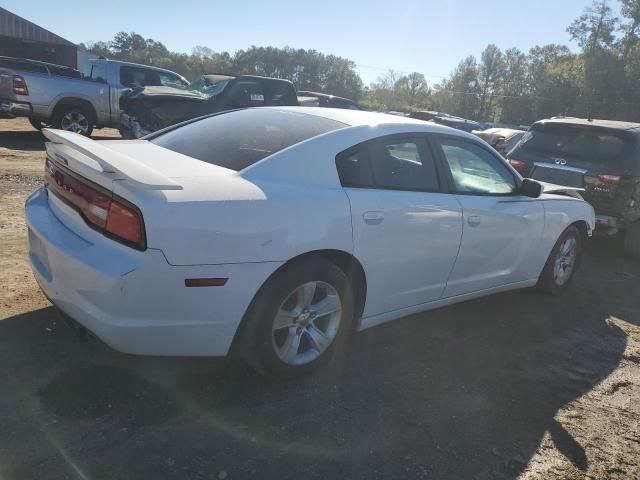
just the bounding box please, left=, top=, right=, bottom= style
left=514, top=124, right=636, bottom=167
left=151, top=109, right=347, bottom=171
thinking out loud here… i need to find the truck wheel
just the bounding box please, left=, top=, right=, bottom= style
left=52, top=106, right=94, bottom=137
left=623, top=221, right=640, bottom=259
left=28, top=118, right=45, bottom=130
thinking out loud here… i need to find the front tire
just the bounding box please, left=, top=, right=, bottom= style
left=538, top=225, right=582, bottom=294
left=238, top=258, right=355, bottom=378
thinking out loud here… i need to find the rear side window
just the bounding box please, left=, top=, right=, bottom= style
left=513, top=124, right=636, bottom=168
left=336, top=137, right=440, bottom=191
left=151, top=109, right=346, bottom=171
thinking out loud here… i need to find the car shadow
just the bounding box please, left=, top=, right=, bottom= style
left=0, top=243, right=635, bottom=479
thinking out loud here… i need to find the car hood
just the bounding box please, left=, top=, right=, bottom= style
left=539, top=181, right=585, bottom=199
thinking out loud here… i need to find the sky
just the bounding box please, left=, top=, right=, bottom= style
left=4, top=0, right=609, bottom=85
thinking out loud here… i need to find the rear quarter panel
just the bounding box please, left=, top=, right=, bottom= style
left=113, top=175, right=354, bottom=266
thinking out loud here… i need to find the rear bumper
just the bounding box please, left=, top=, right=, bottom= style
left=25, top=187, right=281, bottom=356
left=0, top=98, right=32, bottom=117
left=594, top=214, right=623, bottom=235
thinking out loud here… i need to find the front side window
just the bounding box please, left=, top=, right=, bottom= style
left=439, top=139, right=517, bottom=194
left=336, top=137, right=439, bottom=191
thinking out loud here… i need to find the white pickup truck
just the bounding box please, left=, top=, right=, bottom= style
left=0, top=57, right=188, bottom=136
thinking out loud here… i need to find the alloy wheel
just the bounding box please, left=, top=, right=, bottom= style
left=271, top=281, right=342, bottom=366
left=553, top=236, right=577, bottom=286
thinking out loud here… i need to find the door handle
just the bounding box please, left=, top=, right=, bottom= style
left=363, top=211, right=385, bottom=225
left=467, top=215, right=481, bottom=227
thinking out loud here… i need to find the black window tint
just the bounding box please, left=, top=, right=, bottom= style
left=151, top=109, right=346, bottom=171
left=227, top=81, right=265, bottom=107
left=336, top=149, right=374, bottom=187
left=369, top=139, right=439, bottom=191
left=439, top=139, right=517, bottom=194
left=266, top=81, right=296, bottom=105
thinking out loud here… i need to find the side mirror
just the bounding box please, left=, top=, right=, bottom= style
left=521, top=178, right=543, bottom=198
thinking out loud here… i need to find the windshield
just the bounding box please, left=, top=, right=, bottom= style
left=187, top=77, right=230, bottom=97
left=514, top=124, right=636, bottom=167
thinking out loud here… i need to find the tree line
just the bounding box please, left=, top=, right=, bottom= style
left=83, top=0, right=640, bottom=125
left=82, top=36, right=363, bottom=100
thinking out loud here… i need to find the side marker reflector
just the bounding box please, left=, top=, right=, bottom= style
left=185, top=278, right=228, bottom=287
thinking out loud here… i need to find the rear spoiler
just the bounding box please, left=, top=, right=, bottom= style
left=43, top=128, right=182, bottom=190
left=539, top=181, right=584, bottom=200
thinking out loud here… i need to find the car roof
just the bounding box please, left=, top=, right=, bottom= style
left=297, top=91, right=357, bottom=102
left=536, top=117, right=640, bottom=132
left=262, top=106, right=480, bottom=137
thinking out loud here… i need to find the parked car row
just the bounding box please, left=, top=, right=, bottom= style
left=0, top=55, right=362, bottom=138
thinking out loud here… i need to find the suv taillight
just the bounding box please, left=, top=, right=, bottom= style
left=597, top=174, right=622, bottom=185
left=12, top=75, right=28, bottom=95
left=508, top=159, right=528, bottom=174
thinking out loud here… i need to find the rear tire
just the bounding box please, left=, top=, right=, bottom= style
left=28, top=117, right=45, bottom=130
left=538, top=226, right=582, bottom=295
left=52, top=105, right=94, bottom=137
left=623, top=220, right=640, bottom=259
left=237, top=258, right=355, bottom=378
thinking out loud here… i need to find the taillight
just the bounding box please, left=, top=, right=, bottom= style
left=45, top=158, right=145, bottom=249
left=106, top=200, right=144, bottom=246
left=597, top=174, right=622, bottom=185
left=12, top=75, right=28, bottom=95
left=509, top=159, right=527, bottom=173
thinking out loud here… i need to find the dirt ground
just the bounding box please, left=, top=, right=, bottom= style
left=1, top=117, right=639, bottom=480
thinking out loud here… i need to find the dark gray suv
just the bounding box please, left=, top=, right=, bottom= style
left=507, top=117, right=640, bottom=257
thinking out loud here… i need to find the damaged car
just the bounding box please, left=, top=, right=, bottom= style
left=119, top=74, right=299, bottom=137
left=507, top=117, right=640, bottom=257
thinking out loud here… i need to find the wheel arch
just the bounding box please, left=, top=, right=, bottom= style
left=51, top=97, right=97, bottom=124
left=231, top=249, right=368, bottom=354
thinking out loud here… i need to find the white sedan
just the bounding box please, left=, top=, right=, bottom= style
left=26, top=107, right=595, bottom=377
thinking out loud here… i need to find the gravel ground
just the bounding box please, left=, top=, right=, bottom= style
left=0, top=118, right=639, bottom=480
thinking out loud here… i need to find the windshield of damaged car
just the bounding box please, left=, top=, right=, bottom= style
left=151, top=108, right=347, bottom=171
left=189, top=78, right=230, bottom=97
